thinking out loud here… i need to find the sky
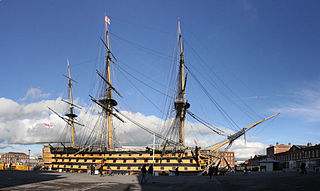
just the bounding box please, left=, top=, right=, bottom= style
left=0, top=0, right=320, bottom=161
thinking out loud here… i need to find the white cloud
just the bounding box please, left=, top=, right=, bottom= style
left=0, top=97, right=268, bottom=160
left=20, top=88, right=50, bottom=101
left=229, top=139, right=267, bottom=161
left=271, top=86, right=320, bottom=122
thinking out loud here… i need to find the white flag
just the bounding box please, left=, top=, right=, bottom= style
left=105, top=16, right=110, bottom=25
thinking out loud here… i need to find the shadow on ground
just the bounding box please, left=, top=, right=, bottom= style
left=0, top=170, right=64, bottom=189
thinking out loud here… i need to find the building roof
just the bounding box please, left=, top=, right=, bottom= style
left=295, top=145, right=307, bottom=149
left=6, top=152, right=27, bottom=155
left=260, top=158, right=278, bottom=163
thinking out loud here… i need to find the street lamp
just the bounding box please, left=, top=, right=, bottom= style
left=28, top=149, right=31, bottom=171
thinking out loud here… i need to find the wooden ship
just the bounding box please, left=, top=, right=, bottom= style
left=43, top=17, right=279, bottom=174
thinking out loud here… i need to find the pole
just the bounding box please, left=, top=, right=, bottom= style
left=67, top=59, right=75, bottom=146
left=106, top=16, right=113, bottom=149
left=152, top=133, right=155, bottom=176
left=178, top=20, right=186, bottom=145
left=28, top=149, right=31, bottom=171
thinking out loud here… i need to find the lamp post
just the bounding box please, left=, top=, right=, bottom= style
left=28, top=149, right=31, bottom=171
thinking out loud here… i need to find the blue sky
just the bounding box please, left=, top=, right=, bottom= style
left=1, top=0, right=320, bottom=158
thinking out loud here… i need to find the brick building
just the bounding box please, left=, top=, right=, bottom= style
left=219, top=151, right=235, bottom=168
left=267, top=142, right=291, bottom=158
left=273, top=142, right=320, bottom=170
left=1, top=152, right=29, bottom=164
left=245, top=155, right=267, bottom=171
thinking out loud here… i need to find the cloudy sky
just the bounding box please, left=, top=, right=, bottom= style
left=1, top=0, right=320, bottom=161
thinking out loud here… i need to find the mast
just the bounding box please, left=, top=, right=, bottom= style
left=175, top=20, right=190, bottom=146
left=66, top=58, right=76, bottom=146
left=103, top=16, right=116, bottom=150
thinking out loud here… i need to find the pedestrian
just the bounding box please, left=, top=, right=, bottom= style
left=98, top=165, right=104, bottom=177
left=148, top=165, right=154, bottom=183
left=107, top=164, right=112, bottom=176
left=175, top=167, right=179, bottom=176
left=214, top=166, right=218, bottom=176
left=90, top=164, right=95, bottom=175
left=140, top=164, right=147, bottom=183
left=208, top=166, right=214, bottom=180
left=244, top=165, right=248, bottom=176
left=300, top=162, right=306, bottom=174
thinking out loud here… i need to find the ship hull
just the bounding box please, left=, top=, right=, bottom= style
left=44, top=145, right=209, bottom=175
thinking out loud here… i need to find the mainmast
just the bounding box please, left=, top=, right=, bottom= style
left=65, top=58, right=77, bottom=146
left=175, top=20, right=190, bottom=146
left=99, top=16, right=116, bottom=150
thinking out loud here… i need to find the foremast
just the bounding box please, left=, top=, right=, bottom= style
left=175, top=20, right=190, bottom=146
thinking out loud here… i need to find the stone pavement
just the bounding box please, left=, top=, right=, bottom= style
left=0, top=170, right=319, bottom=190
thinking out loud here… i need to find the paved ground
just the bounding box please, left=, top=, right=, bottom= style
left=0, top=170, right=320, bottom=190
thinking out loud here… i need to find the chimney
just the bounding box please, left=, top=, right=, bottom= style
left=276, top=142, right=279, bottom=146
left=288, top=143, right=291, bottom=146
left=307, top=142, right=312, bottom=147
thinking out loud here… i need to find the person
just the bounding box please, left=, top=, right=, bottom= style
left=214, top=166, right=218, bottom=176
left=107, top=164, right=112, bottom=176
left=148, top=165, right=154, bottom=183
left=244, top=165, right=248, bottom=176
left=140, top=164, right=147, bottom=183
left=90, top=164, right=95, bottom=175
left=208, top=166, right=214, bottom=180
left=175, top=167, right=179, bottom=176
left=300, top=162, right=306, bottom=174
left=98, top=165, right=103, bottom=177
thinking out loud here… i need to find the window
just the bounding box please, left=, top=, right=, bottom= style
left=119, top=154, right=122, bottom=156
left=117, top=166, right=120, bottom=169
left=155, top=159, right=159, bottom=163
left=184, top=167, right=188, bottom=170
left=84, top=159, right=87, bottom=162
left=139, top=154, right=142, bottom=156
left=92, top=160, right=96, bottom=162
left=123, top=159, right=126, bottom=163
left=91, top=154, right=93, bottom=156
left=134, top=158, right=137, bottom=163
left=161, top=166, right=164, bottom=170
left=167, top=159, right=170, bottom=163
left=190, top=159, right=193, bottom=163
left=113, top=159, right=116, bottom=163
left=129, top=154, right=131, bottom=156
left=127, top=166, right=131, bottom=170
